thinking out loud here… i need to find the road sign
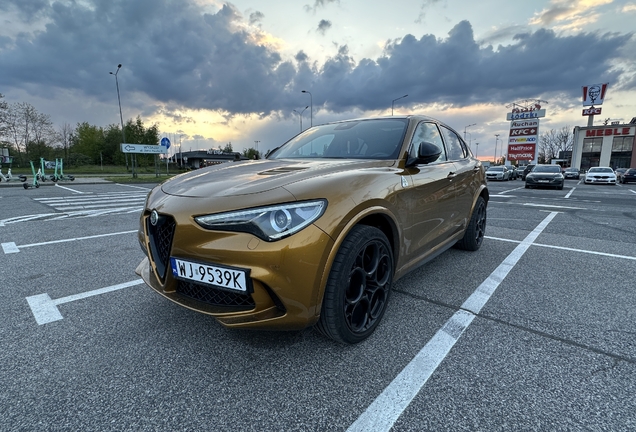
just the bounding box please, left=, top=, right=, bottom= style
left=120, top=144, right=168, bottom=154
left=160, top=137, right=171, bottom=149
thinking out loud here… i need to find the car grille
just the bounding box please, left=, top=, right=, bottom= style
left=146, top=214, right=176, bottom=281
left=177, top=280, right=255, bottom=309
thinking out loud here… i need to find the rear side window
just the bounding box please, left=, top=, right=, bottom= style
left=440, top=126, right=466, bottom=160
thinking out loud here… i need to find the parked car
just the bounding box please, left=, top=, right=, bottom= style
left=520, top=164, right=536, bottom=181
left=525, top=164, right=565, bottom=190
left=486, top=165, right=511, bottom=181
left=563, top=167, right=580, bottom=179
left=136, top=115, right=489, bottom=344
left=584, top=167, right=617, bottom=185
left=507, top=166, right=518, bottom=180
left=615, top=168, right=627, bottom=182
left=619, top=168, right=636, bottom=184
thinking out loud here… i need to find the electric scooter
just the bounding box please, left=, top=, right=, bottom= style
left=23, top=161, right=40, bottom=189
left=50, top=158, right=75, bottom=182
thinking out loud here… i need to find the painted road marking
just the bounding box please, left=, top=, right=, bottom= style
left=564, top=187, right=575, bottom=198
left=523, top=203, right=585, bottom=210
left=26, top=279, right=144, bottom=325
left=117, top=184, right=152, bottom=190
left=347, top=212, right=558, bottom=431
left=485, top=236, right=636, bottom=261
left=2, top=230, right=137, bottom=254
left=54, top=184, right=84, bottom=194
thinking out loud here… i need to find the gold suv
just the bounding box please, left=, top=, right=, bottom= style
left=136, top=116, right=489, bottom=343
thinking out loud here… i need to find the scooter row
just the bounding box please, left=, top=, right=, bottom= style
left=0, top=158, right=75, bottom=189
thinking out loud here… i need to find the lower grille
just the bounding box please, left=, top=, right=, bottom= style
left=177, top=280, right=255, bottom=309
left=147, top=214, right=176, bottom=281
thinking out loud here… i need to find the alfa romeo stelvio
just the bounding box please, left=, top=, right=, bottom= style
left=136, top=116, right=489, bottom=344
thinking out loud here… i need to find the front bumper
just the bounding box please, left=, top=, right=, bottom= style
left=585, top=177, right=616, bottom=184
left=137, top=206, right=335, bottom=330
left=525, top=176, right=563, bottom=188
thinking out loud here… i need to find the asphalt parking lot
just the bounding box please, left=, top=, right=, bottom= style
left=1, top=178, right=635, bottom=431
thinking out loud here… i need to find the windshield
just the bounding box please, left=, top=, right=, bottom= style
left=533, top=165, right=561, bottom=173
left=565, top=168, right=577, bottom=172
left=268, top=119, right=408, bottom=160
left=589, top=167, right=613, bottom=173
left=488, top=167, right=504, bottom=171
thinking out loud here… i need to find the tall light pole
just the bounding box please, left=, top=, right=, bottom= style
left=391, top=94, right=408, bottom=116
left=110, top=64, right=130, bottom=174
left=475, top=143, right=479, bottom=158
left=254, top=140, right=260, bottom=157
left=464, top=123, right=476, bottom=143
left=494, top=134, right=500, bottom=164
left=301, top=90, right=312, bottom=127
left=293, top=106, right=309, bottom=133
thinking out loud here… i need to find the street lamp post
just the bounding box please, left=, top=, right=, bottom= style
left=109, top=64, right=133, bottom=176
left=293, top=106, right=309, bottom=133
left=391, top=94, right=408, bottom=116
left=301, top=90, right=312, bottom=127
left=494, top=134, right=500, bottom=164
left=254, top=140, right=260, bottom=158
left=464, top=123, right=476, bottom=143
left=475, top=143, right=479, bottom=158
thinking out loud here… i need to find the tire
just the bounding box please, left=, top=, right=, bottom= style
left=23, top=183, right=29, bottom=189
left=558, top=184, right=563, bottom=190
left=316, top=225, right=394, bottom=344
left=455, top=196, right=487, bottom=251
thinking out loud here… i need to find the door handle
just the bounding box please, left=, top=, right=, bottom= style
left=447, top=172, right=457, bottom=179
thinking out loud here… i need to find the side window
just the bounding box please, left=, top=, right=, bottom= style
left=408, top=122, right=446, bottom=163
left=440, top=126, right=466, bottom=160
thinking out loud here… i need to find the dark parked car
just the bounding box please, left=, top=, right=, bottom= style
left=525, top=164, right=565, bottom=190
left=615, top=168, right=627, bottom=182
left=520, top=164, right=536, bottom=181
left=136, top=115, right=489, bottom=344
left=620, top=168, right=636, bottom=184
left=563, top=167, right=580, bottom=179
left=508, top=166, right=518, bottom=180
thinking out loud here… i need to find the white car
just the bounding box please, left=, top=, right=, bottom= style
left=584, top=167, right=616, bottom=185
left=486, top=166, right=511, bottom=181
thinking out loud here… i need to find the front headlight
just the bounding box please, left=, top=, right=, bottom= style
left=194, top=200, right=327, bottom=242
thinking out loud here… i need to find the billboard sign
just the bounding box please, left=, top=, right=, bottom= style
left=507, top=144, right=536, bottom=161
left=507, top=118, right=539, bottom=161
left=120, top=143, right=168, bottom=154
left=582, top=107, right=602, bottom=116
left=582, top=83, right=608, bottom=106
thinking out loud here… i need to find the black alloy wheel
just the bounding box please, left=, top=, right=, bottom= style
left=316, top=225, right=394, bottom=344
left=455, top=196, right=487, bottom=251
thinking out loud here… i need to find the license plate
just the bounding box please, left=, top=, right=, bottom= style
left=170, top=257, right=249, bottom=292
left=538, top=180, right=549, bottom=183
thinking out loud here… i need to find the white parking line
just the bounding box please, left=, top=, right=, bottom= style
left=564, top=187, right=575, bottom=198
left=55, top=184, right=84, bottom=194
left=347, top=212, right=559, bottom=432
left=26, top=279, right=144, bottom=324
left=2, top=230, right=137, bottom=254
left=485, top=236, right=636, bottom=261
left=117, top=184, right=152, bottom=190
left=523, top=203, right=585, bottom=210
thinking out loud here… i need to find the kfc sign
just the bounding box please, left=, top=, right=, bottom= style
left=582, top=107, right=602, bottom=116
left=582, top=83, right=608, bottom=106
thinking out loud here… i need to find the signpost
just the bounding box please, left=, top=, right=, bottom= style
left=120, top=143, right=168, bottom=178
left=160, top=138, right=171, bottom=175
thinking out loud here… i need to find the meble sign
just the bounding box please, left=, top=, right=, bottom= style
left=585, top=127, right=632, bottom=137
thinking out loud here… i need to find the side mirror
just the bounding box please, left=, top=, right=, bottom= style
left=407, top=142, right=442, bottom=166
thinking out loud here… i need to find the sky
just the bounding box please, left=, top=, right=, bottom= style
left=1, top=0, right=635, bottom=161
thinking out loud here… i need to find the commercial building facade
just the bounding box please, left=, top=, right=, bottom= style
left=571, top=122, right=636, bottom=171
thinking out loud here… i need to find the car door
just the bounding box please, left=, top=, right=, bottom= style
left=399, top=121, right=458, bottom=268
left=439, top=125, right=481, bottom=232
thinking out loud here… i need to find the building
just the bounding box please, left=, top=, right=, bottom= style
left=571, top=118, right=636, bottom=171
left=174, top=150, right=249, bottom=168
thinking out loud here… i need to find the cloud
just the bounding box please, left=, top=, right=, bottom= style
left=415, top=0, right=445, bottom=24
left=303, top=0, right=339, bottom=14
left=249, top=11, right=264, bottom=26
left=529, top=0, right=613, bottom=31
left=317, top=19, right=332, bottom=35
left=0, top=0, right=633, bottom=124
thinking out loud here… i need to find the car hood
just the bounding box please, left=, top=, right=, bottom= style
left=528, top=172, right=561, bottom=177
left=161, top=159, right=395, bottom=198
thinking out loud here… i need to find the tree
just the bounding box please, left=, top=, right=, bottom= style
left=538, top=126, right=573, bottom=164
left=242, top=147, right=261, bottom=160
left=223, top=142, right=233, bottom=153
left=2, top=102, right=56, bottom=166
left=57, top=123, right=75, bottom=160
